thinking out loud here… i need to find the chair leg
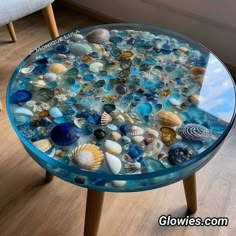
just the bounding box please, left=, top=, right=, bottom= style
left=7, top=22, right=17, bottom=42
left=183, top=173, right=197, bottom=214
left=42, top=4, right=59, bottom=39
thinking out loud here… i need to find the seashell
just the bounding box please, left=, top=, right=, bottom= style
left=156, top=110, right=182, bottom=127
left=115, top=114, right=125, bottom=122
left=104, top=140, right=122, bottom=155
left=145, top=128, right=159, bottom=138
left=89, top=62, right=104, bottom=73
left=86, top=28, right=110, bottom=44
left=38, top=110, right=49, bottom=118
left=160, top=127, right=176, bottom=147
left=120, top=51, right=134, bottom=60
left=81, top=54, right=93, bottom=63
left=44, top=72, right=57, bottom=82
left=169, top=98, right=181, bottom=106
left=191, top=67, right=205, bottom=76
left=31, top=79, right=46, bottom=88
left=177, top=123, right=211, bottom=141
left=123, top=161, right=141, bottom=173
left=112, top=180, right=126, bottom=187
left=74, top=118, right=86, bottom=128
left=187, top=94, right=200, bottom=106
left=48, top=63, right=67, bottom=74
left=70, top=42, right=93, bottom=56
left=158, top=152, right=168, bottom=161
left=71, top=144, right=104, bottom=170
left=179, top=46, right=188, bottom=53
left=107, top=124, right=118, bottom=131
left=71, top=33, right=84, bottom=41
left=93, top=128, right=106, bottom=140
left=144, top=138, right=155, bottom=145
left=33, top=139, right=52, bottom=152
left=49, top=107, right=63, bottom=118
left=123, top=113, right=134, bottom=124
left=101, top=112, right=112, bottom=125
left=14, top=107, right=34, bottom=117
left=129, top=125, right=144, bottom=136
left=105, top=152, right=122, bottom=174
left=168, top=142, right=196, bottom=165
left=50, top=122, right=81, bottom=146
left=20, top=65, right=35, bottom=74
left=132, top=136, right=145, bottom=143
left=111, top=131, right=121, bottom=141
left=159, top=89, right=171, bottom=97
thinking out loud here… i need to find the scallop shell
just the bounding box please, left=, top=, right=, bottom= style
left=145, top=128, right=159, bottom=138
left=111, top=131, right=122, bottom=141
left=132, top=136, right=145, bottom=143
left=115, top=114, right=125, bottom=122
left=101, top=112, right=112, bottom=125
left=48, top=63, right=67, bottom=74
left=105, top=152, right=122, bottom=174
left=177, top=123, right=211, bottom=141
left=123, top=113, right=134, bottom=124
left=74, top=118, right=86, bottom=128
left=71, top=144, right=104, bottom=170
left=123, top=161, right=141, bottom=173
left=104, top=140, right=122, bottom=155
left=156, top=110, right=182, bottom=127
left=129, top=126, right=144, bottom=136
left=33, top=139, right=52, bottom=152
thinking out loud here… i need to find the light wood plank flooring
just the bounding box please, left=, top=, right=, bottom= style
left=0, top=5, right=236, bottom=236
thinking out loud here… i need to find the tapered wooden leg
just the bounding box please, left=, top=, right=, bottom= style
left=7, top=22, right=17, bottom=42
left=42, top=4, right=59, bottom=38
left=84, top=189, right=104, bottom=236
left=45, top=171, right=54, bottom=182
left=183, top=173, right=197, bottom=214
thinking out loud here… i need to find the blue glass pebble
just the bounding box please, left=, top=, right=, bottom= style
left=10, top=90, right=32, bottom=104
left=119, top=124, right=130, bottom=135
left=135, top=103, right=152, bottom=118
left=87, top=113, right=101, bottom=125
left=83, top=74, right=95, bottom=81
left=128, top=145, right=144, bottom=160
left=55, top=44, right=69, bottom=54
left=110, top=36, right=122, bottom=44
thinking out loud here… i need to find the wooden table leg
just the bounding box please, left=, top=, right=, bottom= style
left=84, top=189, right=104, bottom=236
left=183, top=173, right=197, bottom=214
left=45, top=171, right=54, bottom=183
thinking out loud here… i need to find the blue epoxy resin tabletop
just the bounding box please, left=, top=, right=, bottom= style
left=6, top=24, right=236, bottom=193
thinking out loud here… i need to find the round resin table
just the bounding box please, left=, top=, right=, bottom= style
left=6, top=23, right=236, bottom=235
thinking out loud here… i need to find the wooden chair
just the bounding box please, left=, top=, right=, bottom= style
left=0, top=0, right=59, bottom=41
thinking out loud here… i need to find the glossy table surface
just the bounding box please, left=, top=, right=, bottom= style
left=6, top=23, right=236, bottom=192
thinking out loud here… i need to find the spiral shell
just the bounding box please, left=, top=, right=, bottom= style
left=177, top=123, right=211, bottom=141
left=71, top=144, right=104, bottom=170
left=101, top=112, right=112, bottom=125
left=156, top=110, right=182, bottom=127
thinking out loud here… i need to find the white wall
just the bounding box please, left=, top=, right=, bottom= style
left=68, top=0, right=236, bottom=65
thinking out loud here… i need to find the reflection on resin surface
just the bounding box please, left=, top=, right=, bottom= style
left=7, top=24, right=235, bottom=191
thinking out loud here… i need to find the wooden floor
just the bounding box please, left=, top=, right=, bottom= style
left=0, top=5, right=236, bottom=236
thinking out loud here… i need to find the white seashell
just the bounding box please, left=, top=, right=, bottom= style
left=14, top=107, right=34, bottom=117
left=111, top=132, right=121, bottom=141
left=104, top=140, right=122, bottom=155
left=129, top=125, right=144, bottom=136
left=20, top=65, right=35, bottom=74
left=105, top=152, right=122, bottom=174
left=26, top=101, right=36, bottom=107
left=74, top=118, right=85, bottom=128
left=31, top=80, right=46, bottom=88
left=169, top=98, right=181, bottom=106
left=123, top=113, right=134, bottom=124
left=71, top=144, right=104, bottom=170
left=145, top=128, right=159, bottom=138
left=89, top=62, right=104, bottom=73
left=115, top=114, right=125, bottom=122
left=112, top=180, right=126, bottom=187
left=101, top=112, right=112, bottom=125
left=124, top=161, right=141, bottom=173
left=33, top=139, right=52, bottom=152
left=132, top=136, right=145, bottom=143
left=43, top=73, right=57, bottom=82
left=71, top=33, right=84, bottom=41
